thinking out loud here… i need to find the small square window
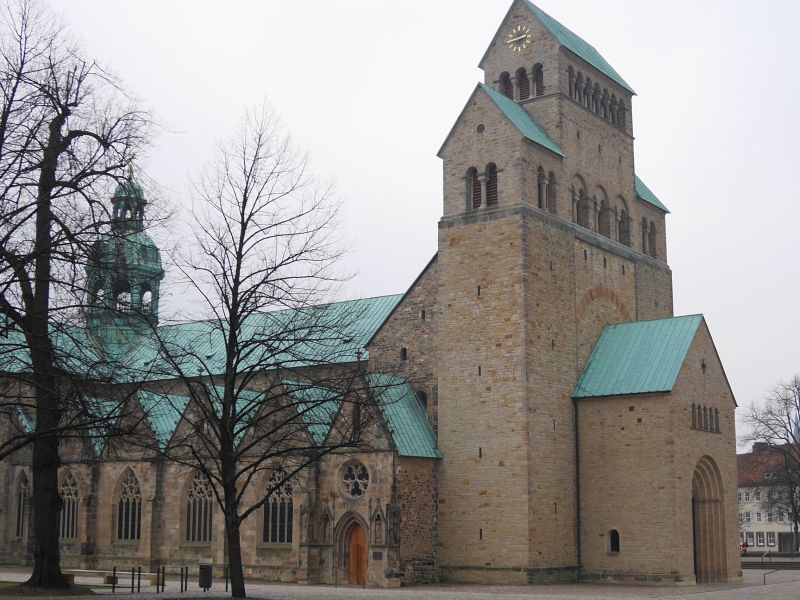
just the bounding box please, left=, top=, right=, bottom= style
left=756, top=532, right=765, bottom=546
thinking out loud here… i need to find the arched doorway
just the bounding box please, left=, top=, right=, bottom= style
left=334, top=512, right=369, bottom=586
left=346, top=522, right=367, bottom=585
left=692, top=456, right=727, bottom=583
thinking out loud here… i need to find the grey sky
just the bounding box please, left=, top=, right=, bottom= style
left=53, top=0, right=800, bottom=439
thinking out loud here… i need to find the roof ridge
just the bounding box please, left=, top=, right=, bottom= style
left=521, top=0, right=634, bottom=94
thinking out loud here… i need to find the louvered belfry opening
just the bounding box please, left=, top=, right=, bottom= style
left=468, top=167, right=481, bottom=209
left=516, top=68, right=530, bottom=100
left=533, top=64, right=544, bottom=96
left=500, top=72, right=513, bottom=99
left=486, top=164, right=498, bottom=206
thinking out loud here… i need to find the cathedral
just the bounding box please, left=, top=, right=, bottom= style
left=1, top=0, right=741, bottom=587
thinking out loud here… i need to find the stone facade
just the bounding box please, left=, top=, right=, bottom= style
left=1, top=0, right=740, bottom=588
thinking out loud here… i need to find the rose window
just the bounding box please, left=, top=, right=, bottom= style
left=342, top=462, right=369, bottom=498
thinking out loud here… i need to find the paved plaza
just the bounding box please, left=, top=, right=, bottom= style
left=1, top=568, right=799, bottom=600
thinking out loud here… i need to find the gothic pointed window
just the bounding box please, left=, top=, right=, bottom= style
left=641, top=218, right=648, bottom=254
left=516, top=67, right=530, bottom=100
left=263, top=472, right=293, bottom=544
left=186, top=473, right=214, bottom=543
left=59, top=473, right=79, bottom=540
left=15, top=473, right=27, bottom=538
left=609, top=529, right=621, bottom=552
left=500, top=72, right=513, bottom=99
left=467, top=167, right=481, bottom=209
left=116, top=469, right=142, bottom=541
left=533, top=64, right=544, bottom=96
left=485, top=163, right=498, bottom=206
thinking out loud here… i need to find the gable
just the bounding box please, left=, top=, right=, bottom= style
left=573, top=315, right=703, bottom=399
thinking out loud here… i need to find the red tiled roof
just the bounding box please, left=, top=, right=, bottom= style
left=737, top=443, right=786, bottom=486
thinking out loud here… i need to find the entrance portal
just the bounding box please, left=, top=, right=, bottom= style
left=692, top=456, right=727, bottom=583
left=346, top=522, right=367, bottom=585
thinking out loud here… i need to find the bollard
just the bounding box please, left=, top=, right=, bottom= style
left=161, top=566, right=166, bottom=593
left=137, top=566, right=141, bottom=593
left=130, top=567, right=135, bottom=593
left=225, top=566, right=228, bottom=592
left=156, top=568, right=160, bottom=594
left=112, top=566, right=117, bottom=593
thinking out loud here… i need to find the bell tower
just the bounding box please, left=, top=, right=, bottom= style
left=86, top=172, right=164, bottom=353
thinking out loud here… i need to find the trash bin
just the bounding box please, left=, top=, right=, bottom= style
left=198, top=564, right=213, bottom=591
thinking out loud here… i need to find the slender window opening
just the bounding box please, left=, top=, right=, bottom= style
left=516, top=68, right=529, bottom=99
left=116, top=470, right=142, bottom=541
left=467, top=167, right=480, bottom=210
left=609, top=529, right=620, bottom=552
left=186, top=473, right=214, bottom=543
left=533, top=64, right=544, bottom=96
left=500, top=72, right=513, bottom=99
left=59, top=473, right=79, bottom=539
left=15, top=474, right=28, bottom=538
left=485, top=163, right=498, bottom=206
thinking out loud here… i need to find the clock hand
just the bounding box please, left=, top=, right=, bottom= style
left=507, top=34, right=527, bottom=43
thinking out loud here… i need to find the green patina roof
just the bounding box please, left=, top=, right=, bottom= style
left=138, top=390, right=189, bottom=450
left=573, top=315, right=702, bottom=399
left=114, top=179, right=145, bottom=199
left=635, top=175, right=670, bottom=213
left=481, top=84, right=565, bottom=157
left=282, top=380, right=342, bottom=445
left=367, top=373, right=442, bottom=459
left=522, top=1, right=634, bottom=94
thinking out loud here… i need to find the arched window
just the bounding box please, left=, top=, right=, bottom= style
left=567, top=66, right=575, bottom=98
left=93, top=281, right=106, bottom=306
left=577, top=190, right=591, bottom=228
left=619, top=210, right=631, bottom=246
left=546, top=172, right=557, bottom=213
left=533, top=64, right=544, bottom=96
left=617, top=101, right=626, bottom=130
left=584, top=78, right=593, bottom=109
left=609, top=529, right=621, bottom=552
left=575, top=73, right=584, bottom=104
left=485, top=164, right=498, bottom=206
left=610, top=96, right=618, bottom=125
left=467, top=167, right=481, bottom=210
left=641, top=218, right=649, bottom=254
left=536, top=167, right=546, bottom=209
left=113, top=279, right=132, bottom=313
left=714, top=409, right=720, bottom=432
left=116, top=469, right=142, bottom=541
left=601, top=90, right=609, bottom=119
left=499, top=72, right=513, bottom=99
left=691, top=404, right=697, bottom=429
left=186, top=473, right=214, bottom=543
left=648, top=222, right=657, bottom=258
left=598, top=201, right=612, bottom=238
left=263, top=472, right=293, bottom=544
left=592, top=84, right=601, bottom=114
left=516, top=67, right=529, bottom=100
left=59, top=473, right=79, bottom=540
left=140, top=284, right=153, bottom=313
left=15, top=473, right=28, bottom=538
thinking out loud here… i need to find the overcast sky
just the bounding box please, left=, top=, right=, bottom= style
left=53, top=0, right=800, bottom=442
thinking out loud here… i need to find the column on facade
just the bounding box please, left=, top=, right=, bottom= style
left=478, top=174, right=488, bottom=209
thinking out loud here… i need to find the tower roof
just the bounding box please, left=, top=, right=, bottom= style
left=113, top=179, right=145, bottom=199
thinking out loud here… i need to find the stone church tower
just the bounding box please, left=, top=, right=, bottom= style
left=426, top=0, right=739, bottom=585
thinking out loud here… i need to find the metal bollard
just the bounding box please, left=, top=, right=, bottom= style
left=112, top=566, right=117, bottom=593
left=137, top=567, right=141, bottom=593
left=130, top=567, right=135, bottom=593
left=161, top=566, right=166, bottom=593
left=225, top=566, right=228, bottom=592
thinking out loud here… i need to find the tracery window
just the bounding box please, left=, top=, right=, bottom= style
left=116, top=469, right=142, bottom=541
left=59, top=473, right=79, bottom=540
left=186, top=473, right=214, bottom=543
left=15, top=473, right=27, bottom=538
left=263, top=472, right=293, bottom=544
left=342, top=461, right=370, bottom=498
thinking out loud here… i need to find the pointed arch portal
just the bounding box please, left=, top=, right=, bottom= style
left=335, top=512, right=368, bottom=586
left=692, top=456, right=727, bottom=583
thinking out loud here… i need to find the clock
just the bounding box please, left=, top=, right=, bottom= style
left=506, top=24, right=532, bottom=52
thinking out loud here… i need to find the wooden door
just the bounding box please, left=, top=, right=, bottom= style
left=347, top=523, right=367, bottom=585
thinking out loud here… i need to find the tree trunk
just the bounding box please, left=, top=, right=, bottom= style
left=225, top=511, right=245, bottom=598
left=25, top=379, right=67, bottom=588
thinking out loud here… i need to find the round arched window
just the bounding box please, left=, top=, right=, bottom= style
left=342, top=461, right=369, bottom=498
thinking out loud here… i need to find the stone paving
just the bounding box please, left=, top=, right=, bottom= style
left=1, top=568, right=799, bottom=600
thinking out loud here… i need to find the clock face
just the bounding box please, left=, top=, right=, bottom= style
left=507, top=24, right=532, bottom=52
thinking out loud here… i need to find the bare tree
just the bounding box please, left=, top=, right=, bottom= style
left=741, top=375, right=800, bottom=554
left=0, top=0, right=150, bottom=587
left=146, top=105, right=392, bottom=598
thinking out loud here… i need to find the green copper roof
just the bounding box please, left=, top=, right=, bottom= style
left=481, top=84, right=565, bottom=157
left=367, top=373, right=442, bottom=459
left=573, top=315, right=703, bottom=399
left=138, top=390, right=188, bottom=450
left=282, top=380, right=342, bottom=445
left=635, top=175, right=670, bottom=213
left=522, top=1, right=634, bottom=94
left=114, top=179, right=144, bottom=199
